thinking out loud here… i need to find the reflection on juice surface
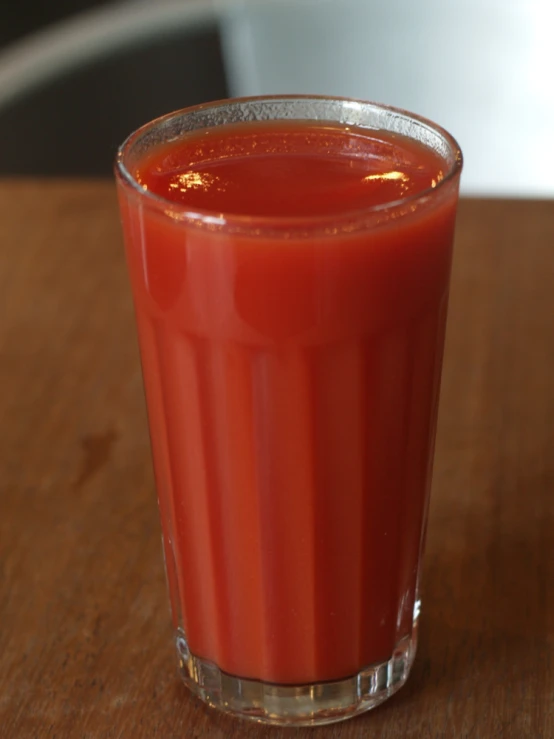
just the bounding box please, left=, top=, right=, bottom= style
left=119, top=121, right=458, bottom=684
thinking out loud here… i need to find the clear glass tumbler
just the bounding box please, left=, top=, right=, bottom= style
left=115, top=96, right=462, bottom=726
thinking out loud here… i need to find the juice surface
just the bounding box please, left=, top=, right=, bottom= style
left=120, top=120, right=458, bottom=684
left=136, top=121, right=445, bottom=217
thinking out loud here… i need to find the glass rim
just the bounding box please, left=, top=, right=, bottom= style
left=115, top=94, right=463, bottom=232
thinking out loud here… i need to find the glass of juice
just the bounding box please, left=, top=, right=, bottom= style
left=115, top=96, right=462, bottom=726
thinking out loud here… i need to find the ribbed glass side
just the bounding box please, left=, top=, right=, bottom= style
left=175, top=622, right=418, bottom=726
left=137, top=309, right=442, bottom=704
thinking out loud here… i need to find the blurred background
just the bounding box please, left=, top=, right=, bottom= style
left=0, top=0, right=552, bottom=195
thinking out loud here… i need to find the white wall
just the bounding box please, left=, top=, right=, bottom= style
left=221, top=0, right=554, bottom=197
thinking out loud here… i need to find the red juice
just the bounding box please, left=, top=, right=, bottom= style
left=118, top=118, right=458, bottom=686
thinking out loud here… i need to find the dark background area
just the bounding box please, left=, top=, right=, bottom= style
left=0, top=1, right=229, bottom=175
left=0, top=0, right=112, bottom=47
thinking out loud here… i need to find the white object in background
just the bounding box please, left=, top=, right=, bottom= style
left=0, top=0, right=218, bottom=109
left=221, top=0, right=554, bottom=197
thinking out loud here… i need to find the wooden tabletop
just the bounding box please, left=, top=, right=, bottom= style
left=1, top=181, right=553, bottom=738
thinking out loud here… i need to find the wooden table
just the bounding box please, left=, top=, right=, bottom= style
left=1, top=181, right=553, bottom=738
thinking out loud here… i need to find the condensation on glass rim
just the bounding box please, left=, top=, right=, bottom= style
left=115, top=95, right=463, bottom=237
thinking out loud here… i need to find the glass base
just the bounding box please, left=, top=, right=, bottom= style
left=175, top=622, right=418, bottom=727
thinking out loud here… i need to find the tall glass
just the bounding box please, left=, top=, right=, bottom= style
left=115, top=96, right=462, bottom=726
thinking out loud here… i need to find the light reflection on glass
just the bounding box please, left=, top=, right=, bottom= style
left=363, top=171, right=409, bottom=183
left=168, top=171, right=225, bottom=193
left=134, top=171, right=148, bottom=190
left=431, top=170, right=445, bottom=188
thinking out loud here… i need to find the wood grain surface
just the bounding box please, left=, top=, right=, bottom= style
left=1, top=182, right=553, bottom=738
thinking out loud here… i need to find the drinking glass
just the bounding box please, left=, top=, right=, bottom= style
left=115, top=95, right=462, bottom=726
